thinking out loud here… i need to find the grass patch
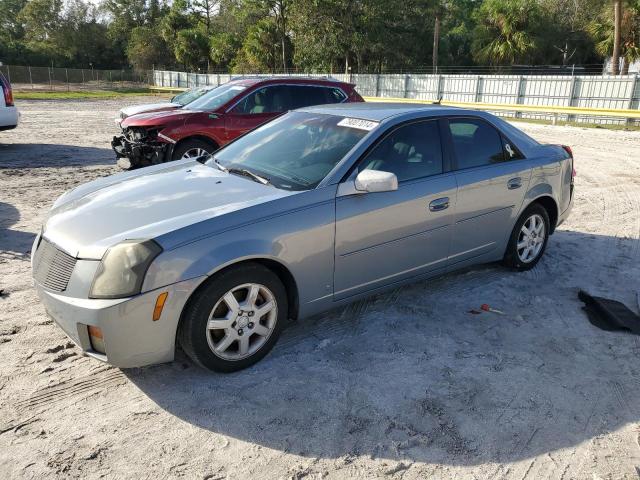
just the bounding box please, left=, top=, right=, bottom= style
left=14, top=88, right=162, bottom=100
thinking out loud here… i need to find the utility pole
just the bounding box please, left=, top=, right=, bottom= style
left=432, top=11, right=440, bottom=74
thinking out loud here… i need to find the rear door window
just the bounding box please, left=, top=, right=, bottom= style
left=232, top=85, right=294, bottom=114
left=448, top=118, right=505, bottom=169
left=289, top=86, right=347, bottom=109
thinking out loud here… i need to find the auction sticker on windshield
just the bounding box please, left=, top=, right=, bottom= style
left=337, top=118, right=379, bottom=131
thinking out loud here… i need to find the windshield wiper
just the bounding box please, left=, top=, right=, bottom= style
left=211, top=157, right=228, bottom=172
left=211, top=157, right=271, bottom=186
left=227, top=168, right=271, bottom=186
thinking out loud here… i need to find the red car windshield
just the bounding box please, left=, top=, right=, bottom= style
left=172, top=87, right=212, bottom=106
left=185, top=83, right=247, bottom=111
left=208, top=111, right=370, bottom=191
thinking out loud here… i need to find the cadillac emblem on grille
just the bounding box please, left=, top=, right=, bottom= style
left=32, top=238, right=77, bottom=292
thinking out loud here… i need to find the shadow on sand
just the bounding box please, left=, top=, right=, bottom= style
left=124, top=229, right=640, bottom=465
left=0, top=143, right=115, bottom=169
left=0, top=202, right=36, bottom=259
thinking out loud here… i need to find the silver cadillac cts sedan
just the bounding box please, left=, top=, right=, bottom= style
left=32, top=103, right=574, bottom=372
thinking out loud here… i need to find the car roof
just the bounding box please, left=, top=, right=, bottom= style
left=227, top=76, right=353, bottom=87
left=298, top=102, right=465, bottom=121
left=299, top=102, right=542, bottom=156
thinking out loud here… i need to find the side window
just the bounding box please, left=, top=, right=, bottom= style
left=360, top=121, right=443, bottom=183
left=287, top=86, right=347, bottom=110
left=232, top=85, right=293, bottom=114
left=448, top=118, right=505, bottom=169
left=501, top=135, right=525, bottom=160
left=325, top=87, right=347, bottom=103
left=289, top=86, right=327, bottom=109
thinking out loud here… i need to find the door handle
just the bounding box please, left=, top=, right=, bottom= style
left=429, top=197, right=450, bottom=212
left=507, top=177, right=522, bottom=190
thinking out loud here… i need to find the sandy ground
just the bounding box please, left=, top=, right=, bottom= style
left=1, top=98, right=640, bottom=480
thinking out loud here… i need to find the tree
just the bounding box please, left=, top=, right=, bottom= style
left=0, top=0, right=28, bottom=62
left=191, top=0, right=219, bottom=34
left=127, top=26, right=170, bottom=70
left=174, top=26, right=210, bottom=70
left=589, top=0, right=640, bottom=73
left=613, top=0, right=622, bottom=73
left=248, top=0, right=291, bottom=72
left=472, top=0, right=543, bottom=65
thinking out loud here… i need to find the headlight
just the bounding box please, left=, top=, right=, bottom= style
left=89, top=240, right=162, bottom=299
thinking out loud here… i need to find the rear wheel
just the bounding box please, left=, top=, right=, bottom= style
left=503, top=204, right=550, bottom=271
left=171, top=138, right=217, bottom=161
left=178, top=263, right=287, bottom=372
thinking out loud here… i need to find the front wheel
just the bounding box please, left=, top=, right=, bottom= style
left=178, top=263, right=288, bottom=372
left=171, top=139, right=217, bottom=161
left=503, top=204, right=550, bottom=271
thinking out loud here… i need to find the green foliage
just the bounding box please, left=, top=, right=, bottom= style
left=174, top=26, right=211, bottom=70
left=1, top=0, right=638, bottom=73
left=127, top=26, right=170, bottom=70
left=589, top=0, right=640, bottom=70
left=472, top=0, right=542, bottom=65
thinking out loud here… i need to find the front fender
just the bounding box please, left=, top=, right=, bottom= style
left=141, top=188, right=337, bottom=316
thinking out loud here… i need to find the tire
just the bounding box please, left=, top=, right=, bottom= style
left=503, top=203, right=550, bottom=271
left=171, top=138, right=217, bottom=161
left=178, top=263, right=288, bottom=373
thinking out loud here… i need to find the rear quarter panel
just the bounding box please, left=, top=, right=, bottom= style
left=519, top=144, right=571, bottom=227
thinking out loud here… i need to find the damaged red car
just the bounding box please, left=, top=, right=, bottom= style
left=112, top=77, right=364, bottom=168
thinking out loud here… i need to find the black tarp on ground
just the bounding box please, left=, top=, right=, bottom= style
left=579, top=290, right=640, bottom=334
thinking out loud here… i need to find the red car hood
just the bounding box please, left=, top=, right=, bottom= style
left=121, top=108, right=204, bottom=128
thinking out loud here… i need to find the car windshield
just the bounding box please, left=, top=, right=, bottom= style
left=184, top=83, right=247, bottom=111
left=206, top=111, right=371, bottom=191
left=173, top=87, right=211, bottom=106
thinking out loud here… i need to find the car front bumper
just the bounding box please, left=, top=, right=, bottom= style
left=35, top=276, right=206, bottom=368
left=111, top=134, right=170, bottom=167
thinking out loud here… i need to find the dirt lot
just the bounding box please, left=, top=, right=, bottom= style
left=1, top=98, right=640, bottom=479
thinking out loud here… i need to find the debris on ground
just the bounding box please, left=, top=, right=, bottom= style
left=578, top=290, right=640, bottom=334
left=480, top=304, right=505, bottom=315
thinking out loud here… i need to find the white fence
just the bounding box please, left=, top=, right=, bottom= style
left=153, top=70, right=640, bottom=125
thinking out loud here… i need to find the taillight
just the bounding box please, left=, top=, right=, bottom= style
left=562, top=145, right=576, bottom=178
left=1, top=77, right=14, bottom=107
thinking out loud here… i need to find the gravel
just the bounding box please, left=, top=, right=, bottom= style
left=1, top=98, right=640, bottom=479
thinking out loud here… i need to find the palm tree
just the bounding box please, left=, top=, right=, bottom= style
left=590, top=0, right=640, bottom=74
left=472, top=0, right=539, bottom=66
left=613, top=0, right=622, bottom=74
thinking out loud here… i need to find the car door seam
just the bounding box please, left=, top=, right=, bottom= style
left=340, top=224, right=449, bottom=258
left=454, top=205, right=515, bottom=225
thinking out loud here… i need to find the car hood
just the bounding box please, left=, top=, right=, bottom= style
left=120, top=108, right=202, bottom=128
left=120, top=102, right=181, bottom=118
left=43, top=161, right=294, bottom=259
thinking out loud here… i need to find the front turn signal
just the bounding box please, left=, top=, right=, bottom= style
left=153, top=292, right=169, bottom=321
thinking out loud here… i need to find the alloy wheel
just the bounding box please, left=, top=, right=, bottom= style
left=205, top=283, right=278, bottom=361
left=181, top=148, right=209, bottom=159
left=517, top=213, right=546, bottom=263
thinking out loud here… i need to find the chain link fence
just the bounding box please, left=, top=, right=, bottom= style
left=0, top=65, right=152, bottom=91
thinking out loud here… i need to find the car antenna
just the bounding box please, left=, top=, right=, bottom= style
left=433, top=95, right=443, bottom=105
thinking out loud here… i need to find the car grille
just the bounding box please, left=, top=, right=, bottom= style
left=32, top=238, right=77, bottom=292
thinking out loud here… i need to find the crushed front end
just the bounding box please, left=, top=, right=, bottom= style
left=112, top=126, right=173, bottom=169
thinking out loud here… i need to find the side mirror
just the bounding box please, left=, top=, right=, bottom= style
left=354, top=170, right=398, bottom=193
